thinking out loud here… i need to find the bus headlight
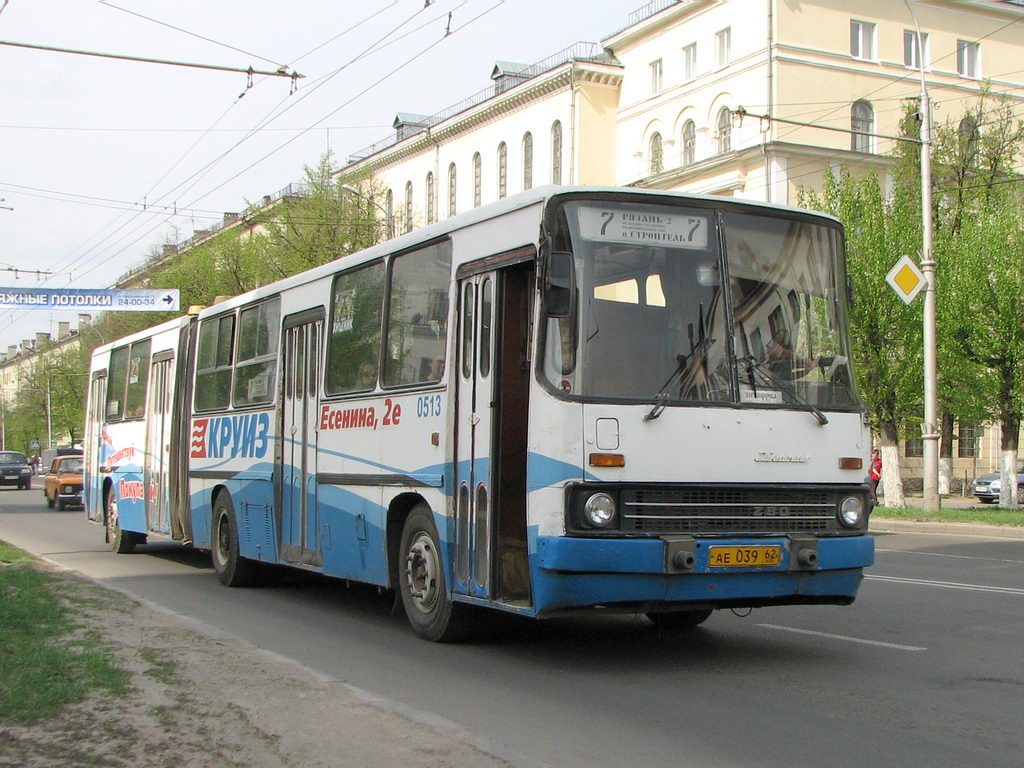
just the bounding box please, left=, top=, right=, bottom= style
left=838, top=495, right=865, bottom=528
left=583, top=493, right=617, bottom=528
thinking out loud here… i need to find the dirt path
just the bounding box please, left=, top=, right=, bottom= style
left=0, top=566, right=514, bottom=768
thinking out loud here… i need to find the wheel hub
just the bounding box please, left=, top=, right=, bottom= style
left=405, top=532, right=439, bottom=614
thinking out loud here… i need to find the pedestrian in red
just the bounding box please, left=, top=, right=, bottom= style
left=869, top=449, right=882, bottom=499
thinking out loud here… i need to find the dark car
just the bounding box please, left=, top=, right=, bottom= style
left=971, top=460, right=1024, bottom=504
left=0, top=451, right=34, bottom=490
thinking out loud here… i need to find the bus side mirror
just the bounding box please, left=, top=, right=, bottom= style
left=545, top=251, right=575, bottom=317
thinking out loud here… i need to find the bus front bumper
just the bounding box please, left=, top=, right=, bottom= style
left=531, top=534, right=874, bottom=614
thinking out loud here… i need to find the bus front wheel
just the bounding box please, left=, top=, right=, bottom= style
left=398, top=505, right=469, bottom=642
left=211, top=492, right=257, bottom=587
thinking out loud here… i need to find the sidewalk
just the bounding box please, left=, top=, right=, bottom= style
left=871, top=493, right=1024, bottom=539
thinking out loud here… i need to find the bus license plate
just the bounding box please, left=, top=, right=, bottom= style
left=708, top=545, right=781, bottom=568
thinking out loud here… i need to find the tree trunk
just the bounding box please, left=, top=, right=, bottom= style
left=878, top=420, right=906, bottom=508
left=938, top=412, right=954, bottom=495
left=999, top=417, right=1020, bottom=509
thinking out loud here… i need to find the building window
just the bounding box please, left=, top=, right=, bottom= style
left=958, top=423, right=981, bottom=458
left=850, top=20, right=875, bottom=60
left=385, top=188, right=395, bottom=238
left=426, top=172, right=435, bottom=224
left=404, top=181, right=413, bottom=233
left=716, top=108, right=732, bottom=154
left=522, top=131, right=533, bottom=190
left=957, top=39, right=980, bottom=78
left=497, top=142, right=507, bottom=199
left=473, top=152, right=482, bottom=208
left=851, top=99, right=874, bottom=153
left=649, top=131, right=664, bottom=175
left=649, top=58, right=663, bottom=94
left=715, top=28, right=731, bottom=67
left=448, top=163, right=457, bottom=217
left=551, top=121, right=562, bottom=185
left=682, top=120, right=695, bottom=166
left=905, top=438, right=924, bottom=458
left=903, top=29, right=928, bottom=69
left=682, top=43, right=697, bottom=81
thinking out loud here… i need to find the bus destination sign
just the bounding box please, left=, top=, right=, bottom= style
left=579, top=206, right=709, bottom=249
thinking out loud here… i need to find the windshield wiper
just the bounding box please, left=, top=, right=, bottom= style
left=741, top=355, right=829, bottom=426
left=643, top=335, right=715, bottom=422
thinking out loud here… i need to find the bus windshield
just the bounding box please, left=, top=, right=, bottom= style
left=543, top=199, right=858, bottom=409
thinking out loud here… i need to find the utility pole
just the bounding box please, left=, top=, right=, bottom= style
left=907, top=1, right=940, bottom=513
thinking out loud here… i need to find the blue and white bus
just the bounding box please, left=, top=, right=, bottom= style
left=85, top=186, right=875, bottom=641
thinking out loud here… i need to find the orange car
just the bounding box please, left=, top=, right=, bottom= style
left=44, top=454, right=84, bottom=510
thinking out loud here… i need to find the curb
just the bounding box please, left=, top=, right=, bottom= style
left=870, top=517, right=1024, bottom=539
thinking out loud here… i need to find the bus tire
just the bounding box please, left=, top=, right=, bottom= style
left=399, top=505, right=468, bottom=643
left=646, top=609, right=713, bottom=631
left=211, top=492, right=256, bottom=587
left=106, top=491, right=137, bottom=554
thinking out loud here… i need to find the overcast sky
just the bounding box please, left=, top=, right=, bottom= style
left=0, top=0, right=641, bottom=352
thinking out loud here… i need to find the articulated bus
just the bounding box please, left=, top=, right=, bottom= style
left=84, top=186, right=875, bottom=641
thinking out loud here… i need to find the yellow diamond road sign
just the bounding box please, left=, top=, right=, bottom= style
left=886, top=255, right=926, bottom=305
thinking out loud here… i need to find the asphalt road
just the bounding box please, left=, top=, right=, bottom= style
left=2, top=488, right=1022, bottom=768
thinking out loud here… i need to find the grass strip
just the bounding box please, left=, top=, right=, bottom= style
left=0, top=540, right=130, bottom=724
left=874, top=505, right=1024, bottom=527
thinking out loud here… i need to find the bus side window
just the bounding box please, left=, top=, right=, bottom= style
left=195, top=314, right=236, bottom=411
left=325, top=261, right=385, bottom=395
left=383, top=240, right=452, bottom=387
left=234, top=298, right=281, bottom=407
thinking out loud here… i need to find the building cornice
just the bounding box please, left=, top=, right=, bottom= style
left=342, top=61, right=623, bottom=176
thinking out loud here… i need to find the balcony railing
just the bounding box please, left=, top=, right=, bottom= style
left=628, top=0, right=683, bottom=27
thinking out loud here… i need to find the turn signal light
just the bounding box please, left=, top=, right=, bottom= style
left=589, top=453, right=625, bottom=467
left=838, top=457, right=863, bottom=470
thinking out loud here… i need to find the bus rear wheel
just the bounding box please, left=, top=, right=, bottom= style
left=398, top=505, right=469, bottom=642
left=106, top=491, right=138, bottom=554
left=646, top=609, right=713, bottom=631
left=211, top=492, right=256, bottom=587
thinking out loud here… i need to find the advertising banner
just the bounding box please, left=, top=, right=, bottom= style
left=0, top=287, right=180, bottom=312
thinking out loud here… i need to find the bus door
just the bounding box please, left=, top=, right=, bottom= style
left=144, top=353, right=174, bottom=535
left=278, top=312, right=323, bottom=567
left=454, top=260, right=534, bottom=605
left=84, top=371, right=107, bottom=523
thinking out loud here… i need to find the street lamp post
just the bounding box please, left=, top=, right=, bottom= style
left=907, top=0, right=940, bottom=513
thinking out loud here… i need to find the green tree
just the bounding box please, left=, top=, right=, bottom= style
left=802, top=168, right=922, bottom=507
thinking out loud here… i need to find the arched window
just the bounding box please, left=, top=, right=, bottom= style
left=551, top=121, right=563, bottom=185
left=404, top=181, right=413, bottom=233
left=473, top=152, right=482, bottom=207
left=448, top=163, right=457, bottom=218
left=851, top=99, right=874, bottom=153
left=497, top=142, right=507, bottom=199
left=682, top=120, right=696, bottom=166
left=426, top=172, right=435, bottom=224
left=385, top=188, right=395, bottom=238
left=522, top=131, right=533, bottom=190
left=649, top=131, right=664, bottom=175
left=716, top=108, right=732, bottom=154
